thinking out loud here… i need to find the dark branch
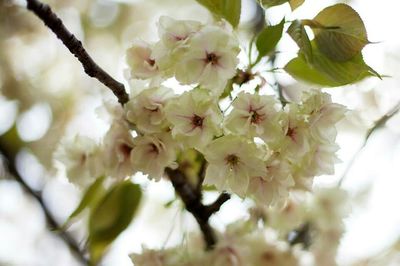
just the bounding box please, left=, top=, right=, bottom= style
left=165, top=168, right=230, bottom=250
left=0, top=142, right=89, bottom=265
left=204, top=192, right=231, bottom=217
left=26, top=0, right=129, bottom=105
left=288, top=223, right=312, bottom=249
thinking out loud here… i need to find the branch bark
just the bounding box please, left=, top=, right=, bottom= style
left=0, top=142, right=89, bottom=265
left=24, top=0, right=231, bottom=251
left=26, top=0, right=129, bottom=105
left=165, top=168, right=230, bottom=250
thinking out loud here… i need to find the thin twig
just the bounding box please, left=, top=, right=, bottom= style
left=0, top=142, right=89, bottom=265
left=338, top=102, right=400, bottom=186
left=26, top=0, right=129, bottom=105
left=269, top=53, right=288, bottom=107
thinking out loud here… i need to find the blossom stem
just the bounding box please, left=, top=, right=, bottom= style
left=0, top=142, right=89, bottom=265
left=26, top=0, right=129, bottom=105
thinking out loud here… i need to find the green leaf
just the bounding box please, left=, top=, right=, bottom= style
left=285, top=57, right=341, bottom=87
left=287, top=20, right=312, bottom=62
left=196, top=0, right=241, bottom=28
left=285, top=41, right=380, bottom=87
left=220, top=78, right=234, bottom=99
left=256, top=18, right=285, bottom=59
left=259, top=0, right=288, bottom=8
left=88, top=181, right=142, bottom=264
left=289, top=0, right=305, bottom=10
left=66, top=176, right=106, bottom=225
left=311, top=4, right=369, bottom=61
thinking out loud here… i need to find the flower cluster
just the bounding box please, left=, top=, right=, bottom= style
left=130, top=220, right=309, bottom=266
left=54, top=17, right=346, bottom=209
left=129, top=186, right=349, bottom=266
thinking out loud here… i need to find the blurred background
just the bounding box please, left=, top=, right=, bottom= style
left=1, top=0, right=400, bottom=265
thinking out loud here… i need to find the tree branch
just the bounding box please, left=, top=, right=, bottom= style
left=24, top=0, right=231, bottom=251
left=0, top=142, right=89, bottom=265
left=165, top=168, right=230, bottom=250
left=26, top=0, right=129, bottom=105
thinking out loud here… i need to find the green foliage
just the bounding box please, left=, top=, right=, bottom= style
left=307, top=4, right=369, bottom=62
left=195, top=0, right=241, bottom=28
left=287, top=20, right=312, bottom=62
left=65, top=176, right=107, bottom=225
left=285, top=56, right=341, bottom=87
left=259, top=0, right=287, bottom=8
left=289, top=0, right=305, bottom=11
left=259, top=0, right=305, bottom=10
left=284, top=3, right=380, bottom=87
left=220, top=78, right=234, bottom=99
left=88, top=181, right=142, bottom=265
left=256, top=18, right=285, bottom=60
left=285, top=41, right=380, bottom=87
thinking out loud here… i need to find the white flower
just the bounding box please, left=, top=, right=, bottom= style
left=224, top=92, right=282, bottom=140
left=208, top=245, right=243, bottom=266
left=157, top=16, right=202, bottom=49
left=247, top=237, right=301, bottom=266
left=130, top=248, right=179, bottom=266
left=125, top=86, right=175, bottom=133
left=174, top=25, right=239, bottom=95
left=278, top=105, right=310, bottom=163
left=103, top=122, right=136, bottom=179
left=131, top=132, right=177, bottom=181
left=248, top=153, right=295, bottom=207
left=267, top=194, right=307, bottom=233
left=203, top=135, right=267, bottom=197
left=126, top=40, right=159, bottom=79
left=54, top=135, right=103, bottom=187
left=152, top=17, right=202, bottom=76
left=302, top=92, right=346, bottom=143
left=308, top=187, right=349, bottom=266
left=309, top=187, right=350, bottom=231
left=301, top=143, right=341, bottom=177
left=165, top=89, right=222, bottom=150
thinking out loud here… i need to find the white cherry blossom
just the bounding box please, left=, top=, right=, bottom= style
left=125, top=86, right=175, bottom=133
left=165, top=89, right=222, bottom=150
left=203, top=135, right=267, bottom=197
left=103, top=122, right=136, bottom=179
left=131, top=132, right=177, bottom=181
left=152, top=17, right=202, bottom=76
left=126, top=40, right=159, bottom=79
left=174, top=25, right=239, bottom=95
left=248, top=153, right=295, bottom=207
left=224, top=92, right=282, bottom=140
left=54, top=135, right=103, bottom=187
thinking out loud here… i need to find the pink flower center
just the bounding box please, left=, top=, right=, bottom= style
left=191, top=114, right=204, bottom=128
left=225, top=154, right=239, bottom=167
left=148, top=143, right=159, bottom=155
left=205, top=52, right=220, bottom=65
left=119, top=143, right=133, bottom=160
left=286, top=127, right=297, bottom=142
